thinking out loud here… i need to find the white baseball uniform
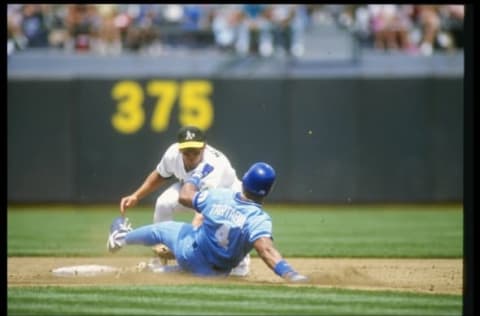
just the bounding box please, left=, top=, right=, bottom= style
left=153, top=143, right=242, bottom=223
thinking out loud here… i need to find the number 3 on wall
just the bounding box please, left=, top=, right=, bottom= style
left=111, top=80, right=213, bottom=134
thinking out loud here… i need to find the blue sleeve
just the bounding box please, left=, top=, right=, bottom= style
left=248, top=213, right=273, bottom=243
left=192, top=191, right=210, bottom=213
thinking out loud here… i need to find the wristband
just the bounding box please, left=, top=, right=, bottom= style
left=274, top=259, right=295, bottom=277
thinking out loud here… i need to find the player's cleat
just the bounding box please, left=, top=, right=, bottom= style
left=229, top=253, right=250, bottom=277
left=107, top=216, right=132, bottom=253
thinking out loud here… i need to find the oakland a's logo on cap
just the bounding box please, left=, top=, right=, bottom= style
left=185, top=130, right=196, bottom=140
left=177, top=126, right=206, bottom=149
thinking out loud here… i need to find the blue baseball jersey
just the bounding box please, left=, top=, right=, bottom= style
left=192, top=188, right=273, bottom=270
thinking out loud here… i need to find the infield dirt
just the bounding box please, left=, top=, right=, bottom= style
left=7, top=257, right=462, bottom=295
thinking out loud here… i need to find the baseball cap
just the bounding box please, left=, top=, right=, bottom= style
left=177, top=126, right=206, bottom=149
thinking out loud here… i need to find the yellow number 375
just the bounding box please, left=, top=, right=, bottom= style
left=111, top=80, right=213, bottom=134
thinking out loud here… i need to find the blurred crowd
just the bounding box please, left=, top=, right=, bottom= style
left=342, top=4, right=464, bottom=56
left=7, top=4, right=464, bottom=58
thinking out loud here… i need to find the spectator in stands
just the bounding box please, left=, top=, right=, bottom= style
left=211, top=5, right=243, bottom=52
left=7, top=4, right=28, bottom=55
left=437, top=5, right=464, bottom=52
left=180, top=5, right=215, bottom=49
left=235, top=4, right=273, bottom=57
left=6, top=4, right=463, bottom=58
left=348, top=5, right=372, bottom=48
left=414, top=5, right=441, bottom=56
left=368, top=5, right=415, bottom=53
left=65, top=4, right=98, bottom=52
left=42, top=4, right=69, bottom=49
left=122, top=4, right=160, bottom=53
left=110, top=5, right=132, bottom=49
left=95, top=4, right=122, bottom=55
left=408, top=5, right=463, bottom=56
left=268, top=4, right=307, bottom=58
left=20, top=4, right=49, bottom=48
left=181, top=5, right=202, bottom=31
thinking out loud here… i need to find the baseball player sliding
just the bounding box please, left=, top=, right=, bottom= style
left=108, top=162, right=308, bottom=282
left=119, top=125, right=250, bottom=276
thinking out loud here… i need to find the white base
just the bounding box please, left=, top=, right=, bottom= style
left=51, top=265, right=119, bottom=277
left=143, top=259, right=182, bottom=273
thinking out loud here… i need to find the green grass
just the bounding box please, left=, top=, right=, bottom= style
left=269, top=205, right=463, bottom=258
left=7, top=204, right=463, bottom=257
left=8, top=284, right=462, bottom=316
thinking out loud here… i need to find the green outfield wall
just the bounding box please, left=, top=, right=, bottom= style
left=8, top=77, right=463, bottom=204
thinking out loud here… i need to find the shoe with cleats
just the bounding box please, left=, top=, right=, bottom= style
left=107, top=216, right=132, bottom=253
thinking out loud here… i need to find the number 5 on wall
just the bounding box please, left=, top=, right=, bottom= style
left=111, top=80, right=214, bottom=134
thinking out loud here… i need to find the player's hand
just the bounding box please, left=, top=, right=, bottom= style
left=192, top=162, right=214, bottom=179
left=191, top=213, right=204, bottom=228
left=186, top=163, right=214, bottom=188
left=283, top=271, right=309, bottom=283
left=120, top=195, right=139, bottom=215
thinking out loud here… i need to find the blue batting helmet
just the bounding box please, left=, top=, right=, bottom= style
left=242, top=162, right=276, bottom=197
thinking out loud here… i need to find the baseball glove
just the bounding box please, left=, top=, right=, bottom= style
left=152, top=244, right=176, bottom=262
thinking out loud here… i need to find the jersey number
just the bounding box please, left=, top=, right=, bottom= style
left=215, top=224, right=231, bottom=250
